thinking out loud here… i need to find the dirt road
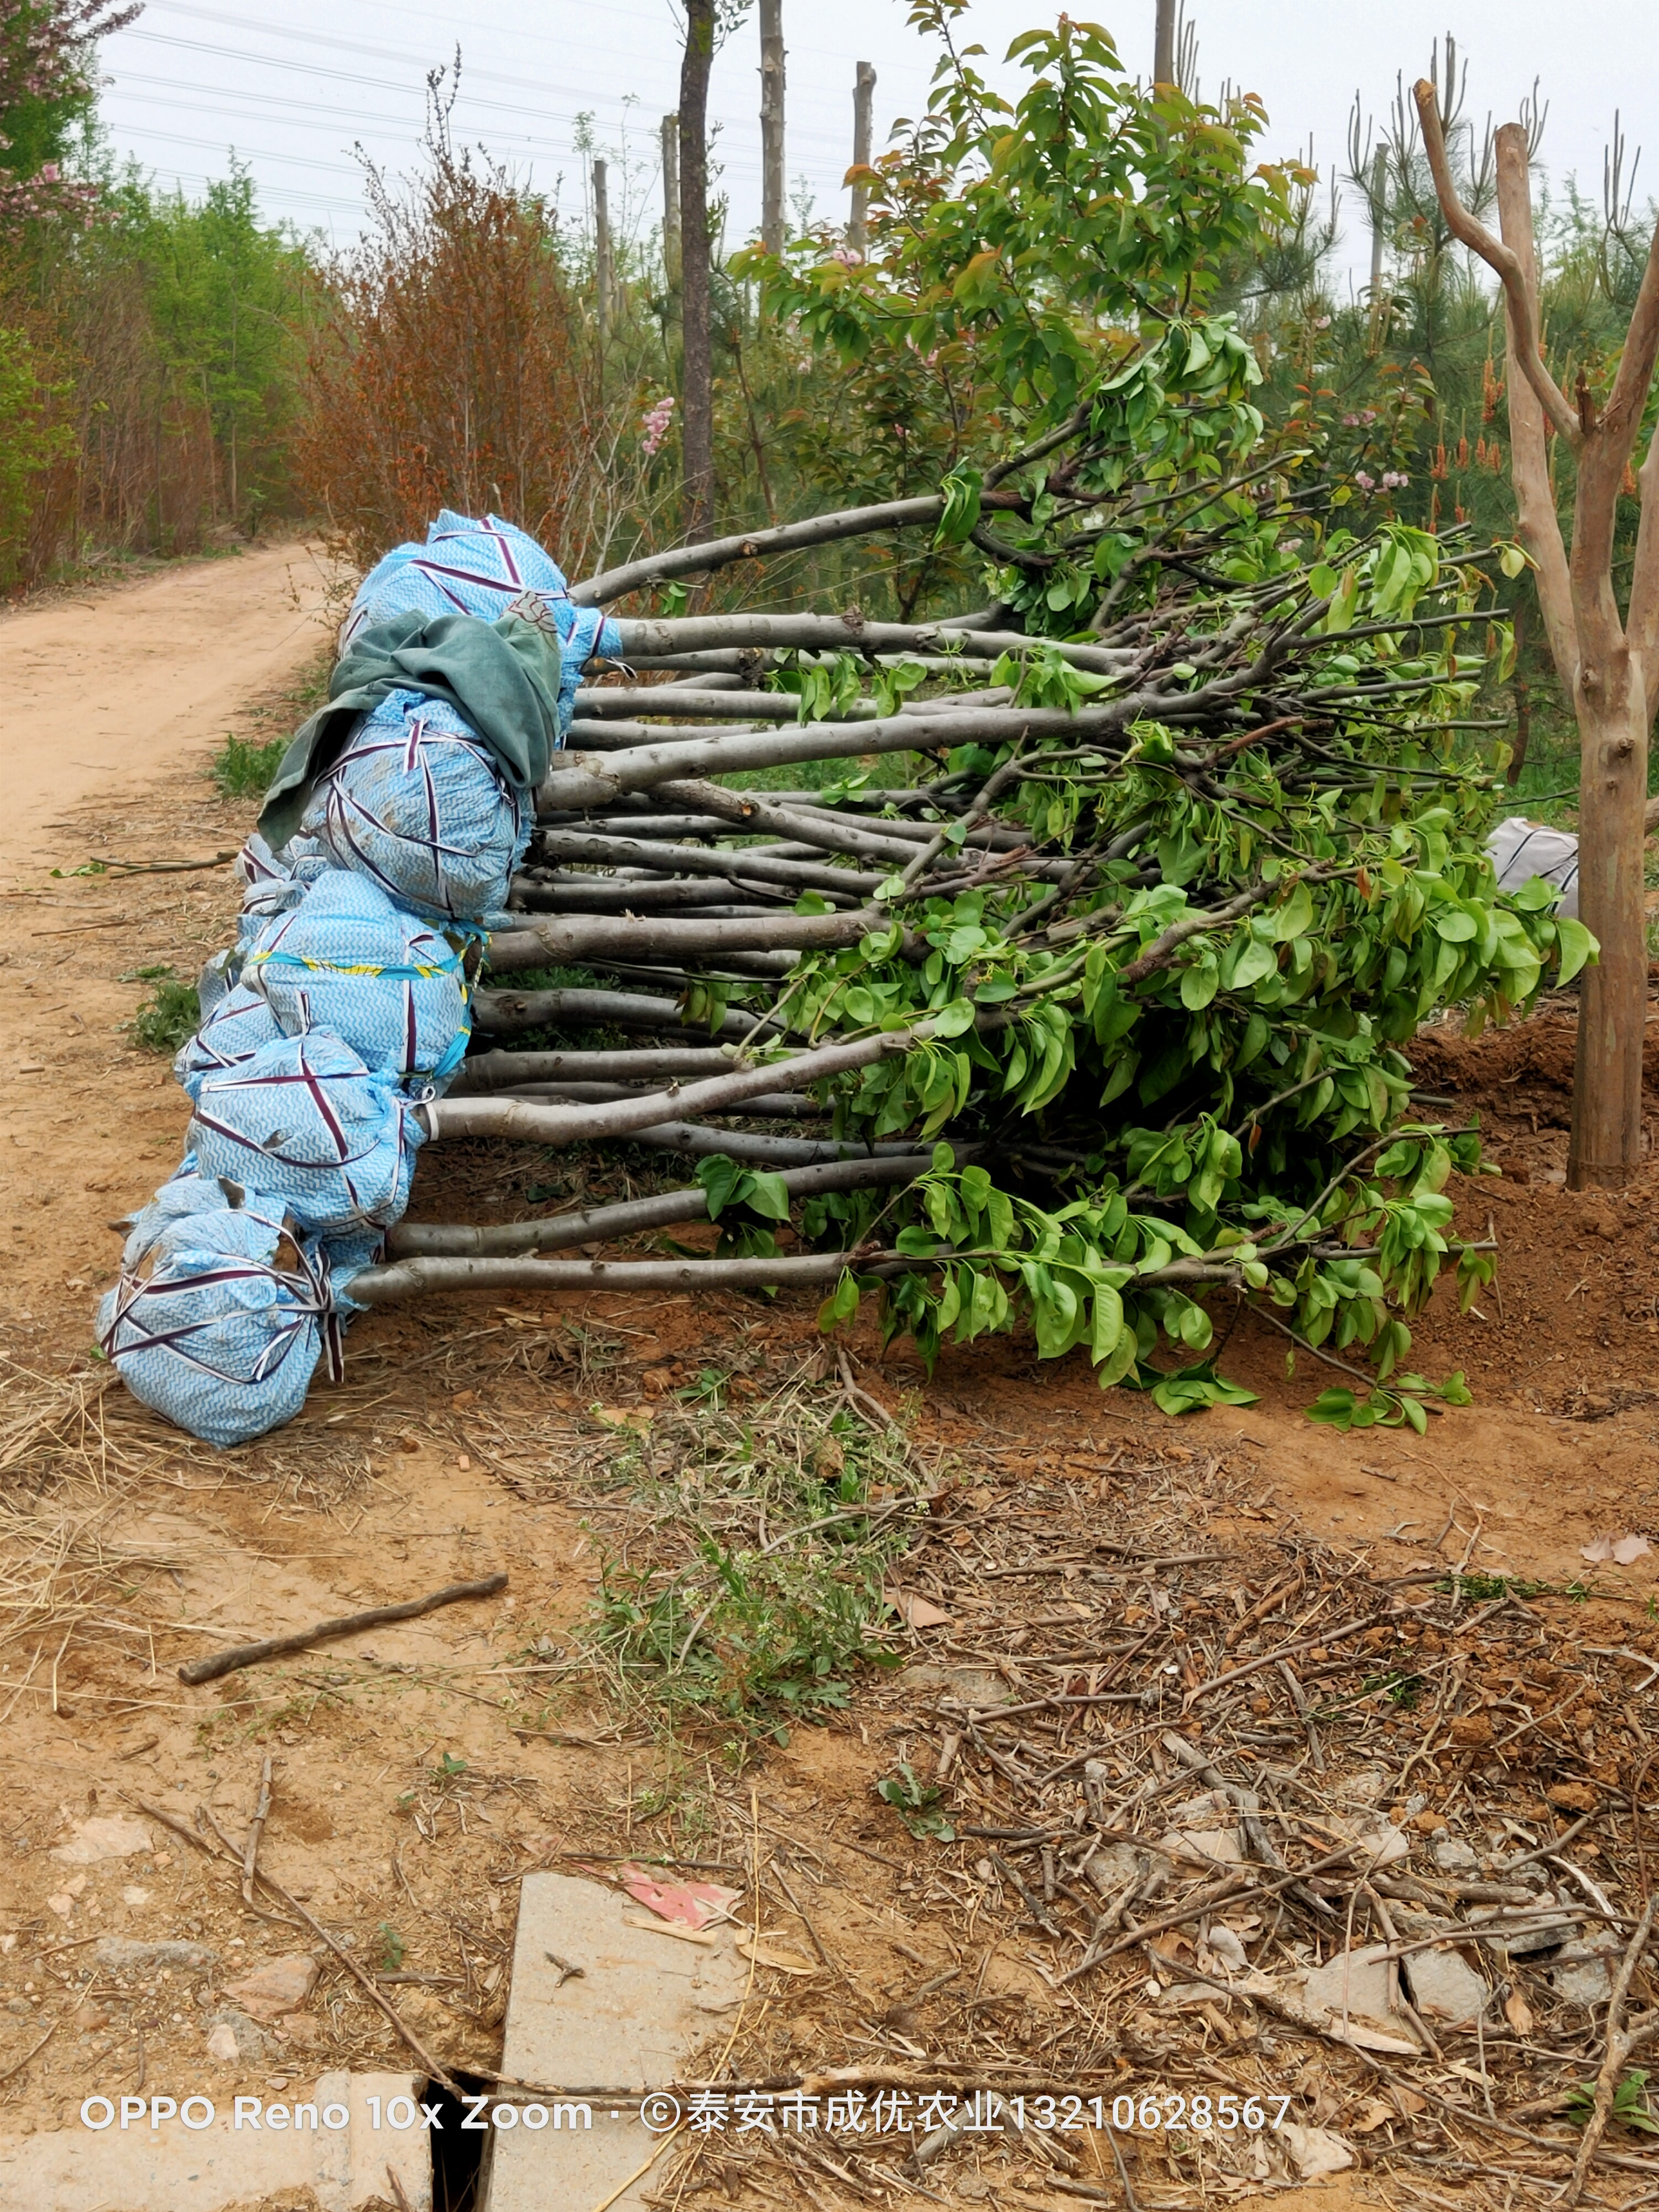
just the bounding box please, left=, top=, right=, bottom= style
left=0, top=544, right=330, bottom=880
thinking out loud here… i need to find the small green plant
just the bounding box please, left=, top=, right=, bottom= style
left=598, top=1538, right=896, bottom=1744
left=376, top=1922, right=406, bottom=1972
left=877, top=1763, right=956, bottom=1842
left=1360, top=1669, right=1424, bottom=1709
left=1436, top=1572, right=1553, bottom=1603
left=1564, top=2070, right=1657, bottom=2136
left=211, top=732, right=288, bottom=799
left=127, top=966, right=200, bottom=1053
left=587, top=1376, right=922, bottom=1741
left=675, top=1366, right=731, bottom=1411
left=431, top=1751, right=468, bottom=1785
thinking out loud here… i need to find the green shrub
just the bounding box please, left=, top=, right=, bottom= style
left=211, top=732, right=288, bottom=800
left=128, top=966, right=200, bottom=1053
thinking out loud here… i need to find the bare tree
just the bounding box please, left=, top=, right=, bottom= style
left=592, top=158, right=612, bottom=340
left=678, top=0, right=717, bottom=542
left=848, top=60, right=875, bottom=253
left=760, top=0, right=786, bottom=257
left=1415, top=80, right=1659, bottom=1190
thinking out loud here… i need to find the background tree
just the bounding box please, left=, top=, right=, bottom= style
left=1415, top=81, right=1659, bottom=1190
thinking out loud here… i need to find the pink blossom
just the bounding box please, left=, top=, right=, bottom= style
left=640, top=395, right=676, bottom=460
left=1380, top=471, right=1409, bottom=490
left=1354, top=470, right=1376, bottom=492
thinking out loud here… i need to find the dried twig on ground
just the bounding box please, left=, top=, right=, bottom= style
left=178, top=1572, right=509, bottom=1684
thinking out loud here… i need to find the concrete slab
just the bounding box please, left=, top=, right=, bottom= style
left=483, top=1872, right=748, bottom=2212
left=0, top=2070, right=430, bottom=2211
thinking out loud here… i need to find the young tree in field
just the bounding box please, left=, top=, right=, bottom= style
left=1415, top=82, right=1659, bottom=1191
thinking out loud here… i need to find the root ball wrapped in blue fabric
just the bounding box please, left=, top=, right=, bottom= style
left=188, top=1032, right=424, bottom=1236
left=300, top=693, right=529, bottom=921
left=340, top=509, right=623, bottom=739
left=240, top=868, right=472, bottom=1092
left=175, top=984, right=284, bottom=1102
left=98, top=1183, right=340, bottom=1449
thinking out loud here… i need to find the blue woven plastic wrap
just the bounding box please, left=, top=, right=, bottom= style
left=239, top=868, right=472, bottom=1093
left=300, top=693, right=529, bottom=921
left=188, top=1032, right=424, bottom=1237
left=98, top=1176, right=340, bottom=1449
left=175, top=983, right=284, bottom=1103
left=339, top=510, right=623, bottom=739
left=234, top=833, right=331, bottom=949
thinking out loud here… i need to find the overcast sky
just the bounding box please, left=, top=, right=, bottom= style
left=98, top=0, right=1656, bottom=290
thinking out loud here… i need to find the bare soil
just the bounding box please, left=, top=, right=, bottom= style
left=0, top=557, right=1653, bottom=2210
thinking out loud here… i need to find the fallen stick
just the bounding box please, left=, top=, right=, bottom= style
left=190, top=1801, right=464, bottom=2101
left=178, top=1573, right=509, bottom=1685
left=1564, top=1896, right=1659, bottom=2206
left=242, top=1752, right=273, bottom=1907
left=1058, top=1839, right=1366, bottom=1984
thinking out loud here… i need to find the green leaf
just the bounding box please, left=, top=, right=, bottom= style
left=744, top=1172, right=792, bottom=1222
left=695, top=1155, right=746, bottom=1219
left=1553, top=916, right=1597, bottom=986
left=1265, top=881, right=1314, bottom=942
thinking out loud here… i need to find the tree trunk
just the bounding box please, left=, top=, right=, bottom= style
left=678, top=0, right=716, bottom=543
left=593, top=159, right=612, bottom=340
left=849, top=61, right=875, bottom=253
left=1494, top=128, right=1577, bottom=684
left=1568, top=666, right=1652, bottom=1189
left=1506, top=592, right=1531, bottom=787
left=1153, top=0, right=1176, bottom=84
left=660, top=113, right=681, bottom=291
left=759, top=0, right=786, bottom=258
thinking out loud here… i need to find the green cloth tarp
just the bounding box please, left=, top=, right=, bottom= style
left=258, top=609, right=562, bottom=850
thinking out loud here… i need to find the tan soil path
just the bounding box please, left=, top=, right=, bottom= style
left=0, top=544, right=329, bottom=880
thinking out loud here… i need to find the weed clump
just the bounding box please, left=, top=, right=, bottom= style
left=211, top=732, right=288, bottom=800
left=127, top=965, right=200, bottom=1053
left=586, top=1378, right=926, bottom=1743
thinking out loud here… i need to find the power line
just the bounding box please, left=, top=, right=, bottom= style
left=112, top=23, right=861, bottom=153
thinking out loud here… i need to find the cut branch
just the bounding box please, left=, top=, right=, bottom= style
left=571, top=497, right=947, bottom=606
left=346, top=1248, right=915, bottom=1304
left=482, top=904, right=888, bottom=974
left=387, top=1154, right=937, bottom=1256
